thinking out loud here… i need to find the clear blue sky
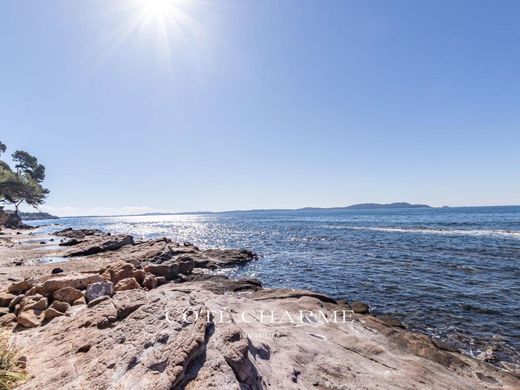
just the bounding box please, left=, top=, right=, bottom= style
left=1, top=0, right=519, bottom=216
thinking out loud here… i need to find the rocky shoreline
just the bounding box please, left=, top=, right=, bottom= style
left=0, top=227, right=519, bottom=389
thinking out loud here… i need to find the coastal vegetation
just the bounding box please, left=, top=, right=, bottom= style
left=0, top=331, right=27, bottom=390
left=0, top=142, right=49, bottom=227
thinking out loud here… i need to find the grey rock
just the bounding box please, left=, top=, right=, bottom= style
left=86, top=281, right=114, bottom=303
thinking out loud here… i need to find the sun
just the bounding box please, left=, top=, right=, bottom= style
left=139, top=0, right=177, bottom=20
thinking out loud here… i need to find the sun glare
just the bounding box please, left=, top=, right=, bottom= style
left=139, top=0, right=177, bottom=21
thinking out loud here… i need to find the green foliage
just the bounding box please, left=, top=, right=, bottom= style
left=0, top=331, right=28, bottom=390
left=0, top=143, right=49, bottom=213
left=0, top=142, right=5, bottom=157
left=11, top=150, right=45, bottom=182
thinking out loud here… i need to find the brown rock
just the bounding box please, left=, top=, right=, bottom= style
left=143, top=257, right=194, bottom=280
left=53, top=287, right=83, bottom=305
left=49, top=300, right=70, bottom=313
left=141, top=273, right=158, bottom=290
left=20, top=294, right=48, bottom=311
left=378, top=315, right=405, bottom=328
left=41, top=274, right=104, bottom=294
left=0, top=313, right=16, bottom=325
left=133, top=269, right=145, bottom=285
left=100, top=262, right=136, bottom=284
left=44, top=307, right=64, bottom=321
left=17, top=309, right=44, bottom=328
left=87, top=295, right=111, bottom=308
left=8, top=294, right=24, bottom=312
left=114, top=277, right=140, bottom=291
left=73, top=297, right=86, bottom=306
left=0, top=292, right=15, bottom=307
left=8, top=279, right=36, bottom=294
left=351, top=301, right=369, bottom=314
left=25, top=285, right=45, bottom=296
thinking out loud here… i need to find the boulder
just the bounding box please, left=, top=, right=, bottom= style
left=24, top=285, right=46, bottom=296
left=20, top=294, right=48, bottom=311
left=17, top=309, right=44, bottom=328
left=59, top=238, right=81, bottom=246
left=51, top=268, right=64, bottom=274
left=86, top=281, right=114, bottom=303
left=49, top=300, right=70, bottom=313
left=53, top=287, right=83, bottom=305
left=8, top=279, right=36, bottom=294
left=351, top=301, right=369, bottom=314
left=100, top=262, right=135, bottom=284
left=144, top=257, right=194, bottom=280
left=8, top=294, right=24, bottom=312
left=0, top=292, right=15, bottom=307
left=41, top=274, right=104, bottom=294
left=44, top=308, right=64, bottom=321
left=114, top=277, right=140, bottom=292
left=141, top=274, right=158, bottom=290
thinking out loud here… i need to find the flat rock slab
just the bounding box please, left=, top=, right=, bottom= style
left=12, top=278, right=520, bottom=390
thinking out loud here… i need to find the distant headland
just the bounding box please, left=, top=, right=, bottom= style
left=137, top=202, right=432, bottom=217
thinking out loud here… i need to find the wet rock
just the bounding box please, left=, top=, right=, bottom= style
left=52, top=287, right=83, bottom=305
left=0, top=292, right=15, bottom=307
left=114, top=277, right=140, bottom=291
left=66, top=235, right=134, bottom=257
left=432, top=338, right=459, bottom=353
left=51, top=267, right=64, bottom=274
left=378, top=315, right=405, bottom=328
left=58, top=238, right=81, bottom=246
left=351, top=301, right=369, bottom=314
left=55, top=228, right=104, bottom=238
left=253, top=288, right=335, bottom=304
left=86, top=281, right=114, bottom=303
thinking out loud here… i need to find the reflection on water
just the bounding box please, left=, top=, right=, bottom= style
left=30, top=206, right=520, bottom=366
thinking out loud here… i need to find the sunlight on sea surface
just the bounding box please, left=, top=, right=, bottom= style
left=31, top=206, right=520, bottom=367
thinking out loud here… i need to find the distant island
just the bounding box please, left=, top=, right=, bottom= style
left=298, top=202, right=431, bottom=211
left=19, top=211, right=59, bottom=220
left=137, top=202, right=432, bottom=217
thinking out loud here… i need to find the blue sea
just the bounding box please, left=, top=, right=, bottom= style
left=30, top=206, right=520, bottom=366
